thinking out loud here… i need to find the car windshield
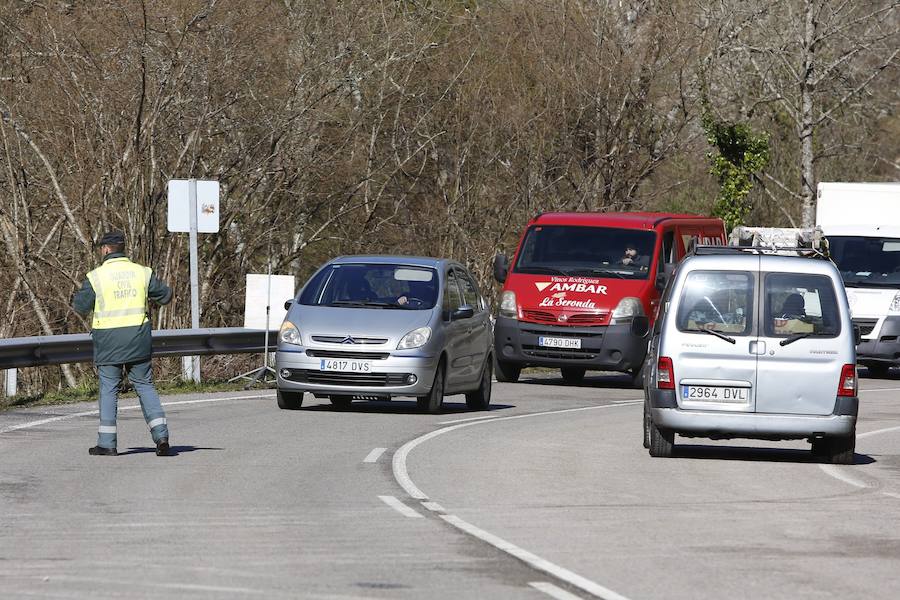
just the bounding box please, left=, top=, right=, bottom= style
left=513, top=225, right=656, bottom=279
left=299, top=263, right=438, bottom=309
left=828, top=236, right=900, bottom=287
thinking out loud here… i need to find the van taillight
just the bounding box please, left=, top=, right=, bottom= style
left=657, top=357, right=675, bottom=390
left=837, top=364, right=857, bottom=397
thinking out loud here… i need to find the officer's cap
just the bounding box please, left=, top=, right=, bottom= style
left=97, top=231, right=125, bottom=247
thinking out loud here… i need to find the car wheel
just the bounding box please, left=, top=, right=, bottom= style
left=277, top=389, right=304, bottom=410
left=826, top=431, right=856, bottom=465
left=330, top=395, right=352, bottom=410
left=560, top=367, right=585, bottom=384
left=494, top=356, right=521, bottom=383
left=648, top=416, right=674, bottom=457
left=466, top=357, right=493, bottom=410
left=866, top=364, right=891, bottom=378
left=643, top=400, right=651, bottom=449
left=418, top=361, right=445, bottom=414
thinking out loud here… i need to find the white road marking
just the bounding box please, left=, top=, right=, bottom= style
left=378, top=495, right=424, bottom=519
left=363, top=447, right=387, bottom=463
left=818, top=424, right=900, bottom=489
left=443, top=515, right=631, bottom=600
left=857, top=424, right=900, bottom=439
left=859, top=387, right=900, bottom=394
left=883, top=492, right=900, bottom=499
left=610, top=399, right=642, bottom=404
left=392, top=402, right=635, bottom=599
left=530, top=581, right=586, bottom=600
left=0, top=393, right=274, bottom=435
left=438, top=414, right=501, bottom=425
left=47, top=574, right=264, bottom=594
left=421, top=501, right=445, bottom=512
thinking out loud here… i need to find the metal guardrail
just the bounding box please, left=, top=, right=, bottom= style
left=0, top=328, right=278, bottom=370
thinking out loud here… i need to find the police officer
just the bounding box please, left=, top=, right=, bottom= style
left=73, top=231, right=173, bottom=457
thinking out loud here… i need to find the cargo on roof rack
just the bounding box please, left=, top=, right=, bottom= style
left=727, top=226, right=829, bottom=256
left=690, top=244, right=829, bottom=259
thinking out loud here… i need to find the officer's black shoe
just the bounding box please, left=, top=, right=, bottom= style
left=88, top=445, right=117, bottom=456
left=155, top=438, right=171, bottom=457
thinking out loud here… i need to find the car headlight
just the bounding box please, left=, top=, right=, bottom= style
left=499, top=290, right=518, bottom=319
left=610, top=297, right=644, bottom=324
left=890, top=291, right=900, bottom=313
left=398, top=326, right=432, bottom=350
left=279, top=321, right=302, bottom=345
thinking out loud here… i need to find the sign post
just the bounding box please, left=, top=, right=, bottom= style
left=167, top=179, right=220, bottom=384
left=3, top=368, right=16, bottom=397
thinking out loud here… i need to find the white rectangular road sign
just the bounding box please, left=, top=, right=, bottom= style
left=244, top=274, right=296, bottom=330
left=167, top=179, right=220, bottom=233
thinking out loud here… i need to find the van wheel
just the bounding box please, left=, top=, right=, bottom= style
left=826, top=431, right=856, bottom=465
left=330, top=395, right=352, bottom=410
left=277, top=390, right=304, bottom=410
left=466, top=358, right=492, bottom=410
left=561, top=367, right=585, bottom=384
left=418, top=362, right=445, bottom=414
left=642, top=400, right=651, bottom=449
left=494, top=357, right=521, bottom=383
left=648, top=418, right=675, bottom=457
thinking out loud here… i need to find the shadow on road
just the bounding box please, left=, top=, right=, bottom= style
left=118, top=445, right=224, bottom=456
left=517, top=372, right=639, bottom=390
left=300, top=400, right=515, bottom=415
left=672, top=444, right=876, bottom=465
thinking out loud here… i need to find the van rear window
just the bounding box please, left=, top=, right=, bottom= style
left=676, top=271, right=754, bottom=335
left=513, top=225, right=656, bottom=279
left=764, top=273, right=840, bottom=338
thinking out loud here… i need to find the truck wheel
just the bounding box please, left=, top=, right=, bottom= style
left=277, top=390, right=304, bottom=410
left=465, top=358, right=492, bottom=410
left=330, top=395, right=352, bottom=410
left=494, top=356, right=521, bottom=383
left=826, top=432, right=856, bottom=465
left=560, top=367, right=585, bottom=384
left=866, top=364, right=891, bottom=378
left=417, top=362, right=445, bottom=414
left=648, top=417, right=675, bottom=457
left=642, top=400, right=651, bottom=449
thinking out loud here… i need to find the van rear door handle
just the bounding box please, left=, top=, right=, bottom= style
left=749, top=340, right=766, bottom=355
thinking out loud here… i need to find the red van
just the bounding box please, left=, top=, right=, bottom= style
left=492, top=212, right=726, bottom=385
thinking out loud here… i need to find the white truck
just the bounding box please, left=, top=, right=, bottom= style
left=817, top=182, right=900, bottom=377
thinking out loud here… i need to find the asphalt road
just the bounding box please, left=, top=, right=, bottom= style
left=1, top=372, right=899, bottom=599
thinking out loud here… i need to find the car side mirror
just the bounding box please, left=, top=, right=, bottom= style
left=493, top=253, right=509, bottom=284
left=853, top=324, right=861, bottom=346
left=284, top=299, right=293, bottom=311
left=631, top=315, right=650, bottom=338
left=452, top=305, right=475, bottom=321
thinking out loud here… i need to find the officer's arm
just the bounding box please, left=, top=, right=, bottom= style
left=148, top=274, right=173, bottom=306
left=72, top=279, right=95, bottom=316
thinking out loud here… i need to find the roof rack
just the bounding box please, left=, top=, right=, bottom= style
left=689, top=244, right=829, bottom=259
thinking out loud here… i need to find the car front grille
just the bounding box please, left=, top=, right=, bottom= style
left=520, top=310, right=609, bottom=326
left=310, top=335, right=389, bottom=345
left=853, top=318, right=878, bottom=336
left=306, top=350, right=390, bottom=360
left=282, top=369, right=411, bottom=387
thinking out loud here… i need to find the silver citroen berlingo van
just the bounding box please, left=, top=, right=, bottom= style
left=643, top=245, right=858, bottom=463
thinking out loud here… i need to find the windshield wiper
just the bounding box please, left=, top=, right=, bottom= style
left=327, top=300, right=397, bottom=309
left=584, top=268, right=628, bottom=279
left=517, top=266, right=571, bottom=276
left=697, top=327, right=736, bottom=344
left=780, top=332, right=814, bottom=346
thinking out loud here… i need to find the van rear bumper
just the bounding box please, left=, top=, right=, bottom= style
left=651, top=400, right=857, bottom=440
left=857, top=316, right=900, bottom=364
left=493, top=316, right=647, bottom=372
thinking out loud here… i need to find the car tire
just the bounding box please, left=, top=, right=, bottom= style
left=826, top=431, right=856, bottom=465
left=277, top=389, right=304, bottom=410
left=330, top=395, right=353, bottom=410
left=494, top=356, right=521, bottom=383
left=648, top=417, right=674, bottom=457
left=642, top=400, right=651, bottom=449
left=466, top=358, right=493, bottom=410
left=866, top=364, right=891, bottom=378
left=630, top=365, right=645, bottom=390
left=560, top=367, right=586, bottom=384
left=418, top=361, right=445, bottom=414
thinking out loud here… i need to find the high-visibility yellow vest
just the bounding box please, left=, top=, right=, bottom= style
left=86, top=257, right=151, bottom=330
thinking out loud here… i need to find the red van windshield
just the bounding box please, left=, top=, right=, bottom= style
left=513, top=225, right=656, bottom=280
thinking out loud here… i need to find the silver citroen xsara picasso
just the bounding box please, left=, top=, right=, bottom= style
left=643, top=246, right=858, bottom=463
left=275, top=256, right=492, bottom=413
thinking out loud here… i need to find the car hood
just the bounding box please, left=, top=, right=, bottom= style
left=289, top=304, right=433, bottom=346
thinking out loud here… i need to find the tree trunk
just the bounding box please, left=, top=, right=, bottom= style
left=799, top=0, right=817, bottom=228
